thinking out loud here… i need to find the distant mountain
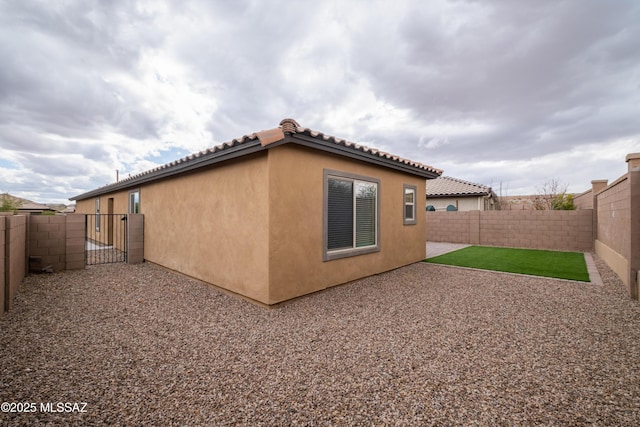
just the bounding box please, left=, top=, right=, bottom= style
left=1, top=193, right=71, bottom=212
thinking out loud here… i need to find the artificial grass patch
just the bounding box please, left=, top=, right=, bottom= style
left=425, top=246, right=590, bottom=282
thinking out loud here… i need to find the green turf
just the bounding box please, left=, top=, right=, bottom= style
left=424, top=246, right=590, bottom=282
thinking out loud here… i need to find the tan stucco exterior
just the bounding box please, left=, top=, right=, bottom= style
left=76, top=136, right=432, bottom=305
left=267, top=144, right=426, bottom=304
left=77, top=191, right=130, bottom=251
left=143, top=153, right=270, bottom=303
left=77, top=153, right=270, bottom=302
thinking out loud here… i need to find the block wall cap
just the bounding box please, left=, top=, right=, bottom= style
left=625, top=153, right=640, bottom=162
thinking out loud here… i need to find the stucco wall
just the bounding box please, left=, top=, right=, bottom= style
left=267, top=144, right=427, bottom=304
left=142, top=153, right=270, bottom=303
left=76, top=192, right=130, bottom=251
left=75, top=147, right=429, bottom=305
left=427, top=210, right=593, bottom=251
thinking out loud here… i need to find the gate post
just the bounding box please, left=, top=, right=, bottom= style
left=127, top=214, right=144, bottom=264
left=66, top=214, right=86, bottom=270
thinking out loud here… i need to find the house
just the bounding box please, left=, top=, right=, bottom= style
left=71, top=119, right=442, bottom=305
left=426, top=176, right=497, bottom=211
left=0, top=193, right=58, bottom=215
left=18, top=201, right=58, bottom=215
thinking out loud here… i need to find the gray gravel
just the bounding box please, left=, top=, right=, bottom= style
left=1, top=257, right=639, bottom=426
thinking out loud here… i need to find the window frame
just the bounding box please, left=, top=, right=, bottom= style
left=323, top=169, right=380, bottom=261
left=403, top=184, right=417, bottom=225
left=128, top=189, right=140, bottom=214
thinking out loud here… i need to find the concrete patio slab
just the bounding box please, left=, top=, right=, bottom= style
left=426, top=241, right=471, bottom=258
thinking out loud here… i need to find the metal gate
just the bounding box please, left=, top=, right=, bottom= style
left=85, top=214, right=127, bottom=265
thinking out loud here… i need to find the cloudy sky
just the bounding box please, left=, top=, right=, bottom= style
left=1, top=0, right=638, bottom=204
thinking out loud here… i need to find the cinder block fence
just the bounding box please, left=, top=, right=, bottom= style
left=28, top=214, right=85, bottom=272
left=1, top=214, right=26, bottom=313
left=2, top=214, right=143, bottom=315
left=427, top=152, right=640, bottom=302
left=427, top=210, right=593, bottom=252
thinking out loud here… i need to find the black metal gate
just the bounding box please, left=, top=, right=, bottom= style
left=85, top=214, right=127, bottom=265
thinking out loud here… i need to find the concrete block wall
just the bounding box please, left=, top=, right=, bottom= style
left=0, top=216, right=5, bottom=313
left=426, top=211, right=471, bottom=243
left=28, top=215, right=87, bottom=272
left=29, top=215, right=68, bottom=272
left=65, top=214, right=85, bottom=270
left=574, top=189, right=593, bottom=209
left=2, top=213, right=144, bottom=315
left=481, top=210, right=593, bottom=251
left=427, top=209, right=593, bottom=252
left=596, top=176, right=630, bottom=259
left=3, top=215, right=27, bottom=313
left=127, top=214, right=144, bottom=264
left=629, top=169, right=640, bottom=300
left=594, top=154, right=640, bottom=300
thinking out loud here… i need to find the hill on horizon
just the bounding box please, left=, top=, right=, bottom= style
left=1, top=193, right=71, bottom=212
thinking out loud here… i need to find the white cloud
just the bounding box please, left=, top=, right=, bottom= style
left=0, top=0, right=638, bottom=204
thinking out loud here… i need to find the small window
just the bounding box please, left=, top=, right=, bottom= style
left=324, top=169, right=380, bottom=261
left=129, top=190, right=140, bottom=214
left=403, top=185, right=417, bottom=225
left=95, top=198, right=100, bottom=231
left=426, top=205, right=436, bottom=211
left=446, top=204, right=458, bottom=211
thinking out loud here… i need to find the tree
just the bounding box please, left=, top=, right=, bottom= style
left=0, top=193, right=19, bottom=213
left=494, top=181, right=508, bottom=210
left=551, top=193, right=577, bottom=210
left=533, top=179, right=576, bottom=210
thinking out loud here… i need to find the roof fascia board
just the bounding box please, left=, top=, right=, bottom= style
left=71, top=139, right=264, bottom=201
left=289, top=133, right=440, bottom=179
left=72, top=130, right=440, bottom=201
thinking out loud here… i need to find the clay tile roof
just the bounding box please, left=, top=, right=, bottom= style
left=289, top=123, right=442, bottom=176
left=71, top=118, right=442, bottom=200
left=279, top=118, right=301, bottom=133
left=427, top=176, right=492, bottom=197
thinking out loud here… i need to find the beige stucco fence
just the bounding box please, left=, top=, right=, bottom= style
left=427, top=153, right=640, bottom=301
left=1, top=213, right=144, bottom=315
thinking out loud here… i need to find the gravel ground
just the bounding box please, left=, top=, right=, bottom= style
left=1, top=257, right=639, bottom=426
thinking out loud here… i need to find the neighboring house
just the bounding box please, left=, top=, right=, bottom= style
left=1, top=194, right=57, bottom=214
left=426, top=176, right=497, bottom=211
left=17, top=201, right=58, bottom=215
left=71, top=118, right=442, bottom=305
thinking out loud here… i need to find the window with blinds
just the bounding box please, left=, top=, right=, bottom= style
left=324, top=170, right=379, bottom=260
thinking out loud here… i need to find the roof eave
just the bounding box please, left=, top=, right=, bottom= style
left=70, top=139, right=264, bottom=201
left=71, top=125, right=442, bottom=201
left=288, top=133, right=441, bottom=179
